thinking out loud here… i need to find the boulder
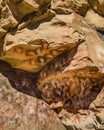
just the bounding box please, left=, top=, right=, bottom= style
left=0, top=74, right=66, bottom=130
left=51, top=0, right=89, bottom=16
left=0, top=4, right=18, bottom=30
left=17, top=0, right=39, bottom=15
left=88, top=0, right=104, bottom=16
left=6, top=0, right=52, bottom=21
left=18, top=9, right=55, bottom=30
left=0, top=0, right=104, bottom=130
left=4, top=13, right=85, bottom=49
left=85, top=9, right=104, bottom=31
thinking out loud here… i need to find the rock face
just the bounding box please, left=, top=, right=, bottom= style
left=38, top=67, right=104, bottom=113
left=51, top=0, right=89, bottom=16
left=85, top=9, right=104, bottom=31
left=0, top=41, right=77, bottom=72
left=0, top=74, right=66, bottom=130
left=0, top=0, right=104, bottom=130
left=88, top=0, right=104, bottom=16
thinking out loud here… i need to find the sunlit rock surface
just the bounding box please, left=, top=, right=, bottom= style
left=0, top=74, right=66, bottom=130
left=0, top=0, right=104, bottom=130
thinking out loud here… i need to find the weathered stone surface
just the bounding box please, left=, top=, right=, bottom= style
left=0, top=4, right=18, bottom=30
left=38, top=66, right=104, bottom=113
left=67, top=16, right=104, bottom=72
left=58, top=87, right=104, bottom=129
left=5, top=0, right=23, bottom=21
left=4, top=13, right=85, bottom=50
left=0, top=0, right=104, bottom=129
left=88, top=0, right=104, bottom=16
left=18, top=9, right=55, bottom=30
left=59, top=109, right=101, bottom=130
left=0, top=41, right=76, bottom=73
left=6, top=0, right=52, bottom=21
left=0, top=74, right=66, bottom=130
left=3, top=12, right=104, bottom=73
left=51, top=0, right=89, bottom=16
left=85, top=9, right=104, bottom=31
left=17, top=0, right=39, bottom=15
left=87, top=41, right=104, bottom=73
left=64, top=42, right=93, bottom=71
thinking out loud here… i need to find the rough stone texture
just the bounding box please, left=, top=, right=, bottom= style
left=63, top=40, right=93, bottom=71
left=60, top=109, right=101, bottom=130
left=88, top=0, right=104, bottom=16
left=57, top=86, right=104, bottom=130
left=0, top=74, right=66, bottom=130
left=4, top=12, right=104, bottom=72
left=0, top=0, right=104, bottom=130
left=0, top=3, right=18, bottom=30
left=0, top=42, right=76, bottom=73
left=17, top=9, right=55, bottom=30
left=51, top=0, right=90, bottom=16
left=85, top=9, right=104, bottom=31
left=3, top=13, right=84, bottom=50
left=17, top=0, right=40, bottom=15
left=38, top=66, right=104, bottom=113
left=5, top=0, right=52, bottom=21
left=55, top=87, right=104, bottom=130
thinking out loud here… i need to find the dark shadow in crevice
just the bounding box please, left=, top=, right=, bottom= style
left=27, top=16, right=55, bottom=30
left=0, top=60, right=42, bottom=98
left=96, top=30, right=104, bottom=40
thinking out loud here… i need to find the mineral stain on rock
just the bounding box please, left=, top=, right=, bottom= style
left=38, top=66, right=104, bottom=113
left=0, top=58, right=104, bottom=114
left=0, top=40, right=104, bottom=114
left=0, top=39, right=77, bottom=73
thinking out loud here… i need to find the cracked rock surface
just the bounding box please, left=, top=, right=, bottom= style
left=0, top=0, right=104, bottom=130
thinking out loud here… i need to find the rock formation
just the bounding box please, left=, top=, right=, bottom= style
left=0, top=0, right=104, bottom=130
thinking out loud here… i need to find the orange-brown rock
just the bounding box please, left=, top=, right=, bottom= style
left=0, top=39, right=77, bottom=73
left=38, top=66, right=104, bottom=113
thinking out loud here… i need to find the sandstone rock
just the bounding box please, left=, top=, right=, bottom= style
left=55, top=66, right=104, bottom=129
left=0, top=4, right=18, bottom=30
left=87, top=41, right=104, bottom=73
left=4, top=12, right=104, bottom=73
left=6, top=0, right=52, bottom=21
left=85, top=9, right=104, bottom=31
left=59, top=86, right=104, bottom=129
left=0, top=74, right=66, bottom=130
left=51, top=0, right=89, bottom=16
left=0, top=27, right=7, bottom=39
left=59, top=109, right=101, bottom=130
left=38, top=66, right=104, bottom=113
left=0, top=41, right=77, bottom=73
left=95, top=108, right=104, bottom=129
left=68, top=15, right=104, bottom=72
left=89, top=88, right=104, bottom=129
left=88, top=0, right=104, bottom=16
left=6, top=0, right=23, bottom=21
left=0, top=0, right=104, bottom=129
left=18, top=9, right=55, bottom=30
left=57, top=74, right=104, bottom=130
left=17, top=0, right=39, bottom=15
left=4, top=13, right=85, bottom=50
left=63, top=42, right=94, bottom=71
left=51, top=0, right=73, bottom=14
